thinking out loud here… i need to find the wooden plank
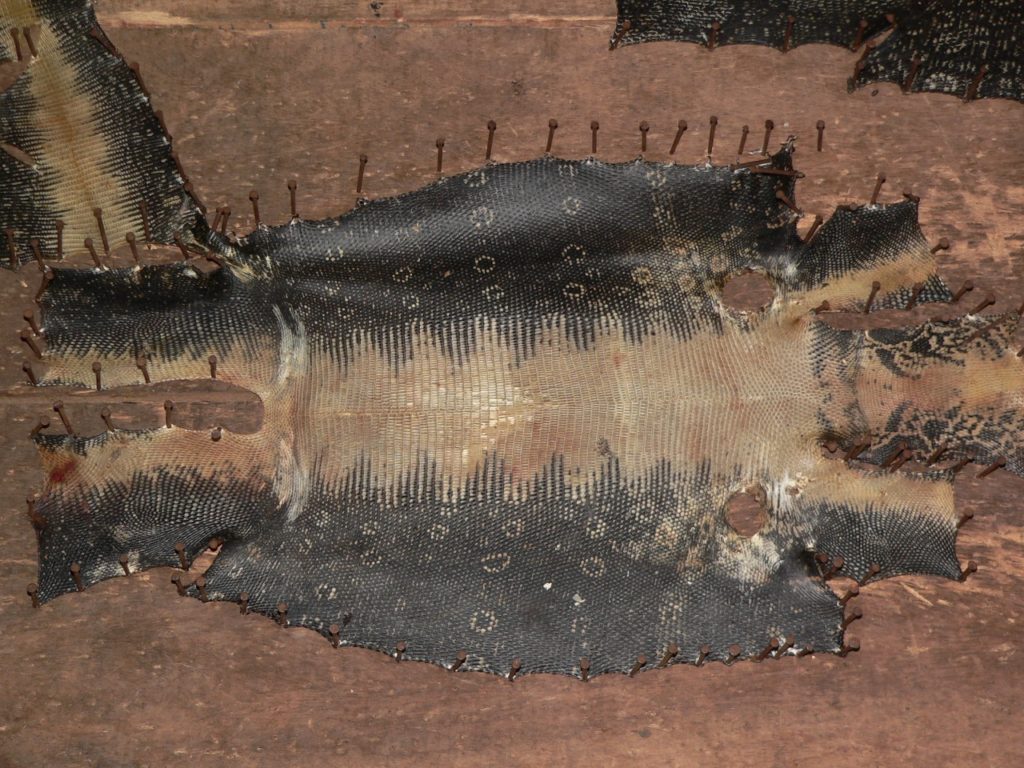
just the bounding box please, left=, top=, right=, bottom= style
left=1, top=4, right=1022, bottom=765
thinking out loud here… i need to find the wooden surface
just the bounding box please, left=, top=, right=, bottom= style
left=1, top=2, right=1023, bottom=765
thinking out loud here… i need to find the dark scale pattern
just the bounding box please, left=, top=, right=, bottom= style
left=0, top=0, right=200, bottom=267
left=30, top=152, right=984, bottom=677
left=857, top=0, right=1024, bottom=102
left=613, top=0, right=1024, bottom=102
left=613, top=0, right=897, bottom=49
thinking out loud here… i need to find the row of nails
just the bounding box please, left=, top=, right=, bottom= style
left=25, top=400, right=224, bottom=441
left=612, top=15, right=890, bottom=53
left=831, top=433, right=1009, bottom=480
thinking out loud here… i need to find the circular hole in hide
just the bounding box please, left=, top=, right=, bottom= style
left=722, top=271, right=776, bottom=312
left=725, top=487, right=769, bottom=538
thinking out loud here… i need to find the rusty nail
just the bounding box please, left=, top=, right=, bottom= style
left=851, top=18, right=868, bottom=50
left=610, top=18, right=631, bottom=50
left=804, top=215, right=823, bottom=244
left=926, top=443, right=948, bottom=465
left=777, top=635, right=796, bottom=656
left=101, top=408, right=115, bottom=432
left=863, top=280, right=881, bottom=313
left=209, top=426, right=222, bottom=442
left=902, top=56, right=922, bottom=92
left=707, top=115, right=718, bottom=156
left=21, top=25, right=36, bottom=57
left=856, top=565, right=880, bottom=589
left=30, top=417, right=49, bottom=437
left=737, top=124, right=749, bottom=155
left=838, top=638, right=860, bottom=657
left=882, top=441, right=909, bottom=467
left=164, top=400, right=174, bottom=428
left=824, top=556, right=845, bottom=580
left=930, top=238, right=950, bottom=254
left=545, top=119, right=558, bottom=154
left=136, top=355, right=151, bottom=384
left=783, top=15, right=794, bottom=52
left=639, top=120, right=649, bottom=153
left=969, top=294, right=995, bottom=314
left=761, top=119, right=774, bottom=155
left=889, top=448, right=912, bottom=472
left=486, top=120, right=497, bottom=160
left=219, top=207, right=231, bottom=235
left=27, top=583, right=39, bottom=608
left=959, top=561, right=978, bottom=582
left=670, top=120, right=687, bottom=155
left=755, top=637, right=780, bottom=661
left=870, top=173, right=886, bottom=205
left=839, top=585, right=860, bottom=605
left=22, top=361, right=37, bottom=386
left=10, top=27, right=22, bottom=60
left=357, top=154, right=367, bottom=194
left=118, top=554, right=130, bottom=577
left=52, top=401, right=74, bottom=435
left=509, top=657, right=522, bottom=682
left=436, top=137, right=445, bottom=173
left=70, top=562, right=84, bottom=592
left=174, top=541, right=189, bottom=570
left=950, top=452, right=976, bottom=473
left=812, top=300, right=831, bottom=314
left=951, top=281, right=974, bottom=303
left=125, top=232, right=140, bottom=264
left=725, top=643, right=742, bottom=664
left=30, top=238, right=45, bottom=271
left=708, top=20, right=720, bottom=50
left=195, top=576, right=208, bottom=602
left=964, top=64, right=988, bottom=102
left=137, top=201, right=152, bottom=244
left=238, top=591, right=249, bottom=614
left=23, top=307, right=41, bottom=335
left=85, top=238, right=102, bottom=268
left=775, top=188, right=800, bottom=213
left=329, top=624, right=342, bottom=648
left=249, top=190, right=260, bottom=226
left=580, top=657, right=591, bottom=681
left=26, top=493, right=45, bottom=530
left=277, top=602, right=289, bottom=627
left=659, top=642, right=678, bottom=668
left=450, top=649, right=467, bottom=670
left=92, top=208, right=110, bottom=255
left=696, top=644, right=711, bottom=666
left=977, top=457, right=1006, bottom=478
left=841, top=606, right=864, bottom=630
left=171, top=574, right=186, bottom=596
left=905, top=282, right=924, bottom=310
left=796, top=643, right=815, bottom=657
left=208, top=355, right=218, bottom=379
left=844, top=437, right=870, bottom=461
left=590, top=120, right=599, bottom=154
left=287, top=179, right=297, bottom=219
left=35, top=267, right=53, bottom=303
left=816, top=120, right=825, bottom=151
left=629, top=653, right=647, bottom=677
left=395, top=640, right=406, bottom=661
left=210, top=209, right=223, bottom=232
left=173, top=234, right=189, bottom=262
left=957, top=512, right=974, bottom=530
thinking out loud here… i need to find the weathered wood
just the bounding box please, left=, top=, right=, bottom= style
left=0, top=3, right=1022, bottom=765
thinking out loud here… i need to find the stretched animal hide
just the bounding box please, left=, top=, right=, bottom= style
left=27, top=143, right=1016, bottom=677
left=613, top=0, right=1024, bottom=102
left=0, top=0, right=200, bottom=268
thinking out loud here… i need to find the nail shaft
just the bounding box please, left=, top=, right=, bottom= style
left=486, top=120, right=497, bottom=160
left=864, top=280, right=881, bottom=313
left=126, top=232, right=140, bottom=264
left=629, top=654, right=647, bottom=677
left=738, top=125, right=749, bottom=155
left=451, top=649, right=467, bottom=671
left=330, top=624, right=342, bottom=648
left=357, top=154, right=367, bottom=194
left=841, top=606, right=863, bottom=630
left=839, top=585, right=860, bottom=605
left=905, top=282, right=924, bottom=310
left=53, top=401, right=74, bottom=435
left=804, top=215, right=823, bottom=243
left=546, top=119, right=558, bottom=153
left=707, top=116, right=718, bottom=156
left=670, top=120, right=687, bottom=155
left=659, top=642, right=678, bottom=668
left=92, top=361, right=102, bottom=391
left=951, top=281, right=973, bottom=303
left=436, top=137, right=445, bottom=173
left=93, top=208, right=110, bottom=255
left=870, top=173, right=886, bottom=205
left=30, top=238, right=44, bottom=271
left=959, top=561, right=977, bottom=582
left=508, top=657, right=522, bottom=682
left=27, top=583, right=39, bottom=608
left=70, top=562, right=84, bottom=592
left=249, top=190, right=260, bottom=226
left=761, top=119, right=774, bottom=155
left=580, top=657, right=591, bottom=681
left=277, top=602, right=289, bottom=627
left=977, top=457, right=1006, bottom=478
left=101, top=407, right=115, bottom=432
left=696, top=644, right=711, bottom=666
left=816, top=120, right=825, bottom=151
left=239, top=591, right=249, bottom=614
left=195, top=576, right=208, bottom=602
left=288, top=179, right=297, bottom=219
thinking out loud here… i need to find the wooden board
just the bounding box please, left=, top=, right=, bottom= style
left=1, top=2, right=1023, bottom=765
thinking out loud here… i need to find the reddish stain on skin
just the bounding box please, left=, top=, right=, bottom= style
left=49, top=459, right=76, bottom=484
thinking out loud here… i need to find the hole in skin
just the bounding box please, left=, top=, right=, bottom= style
left=722, top=271, right=776, bottom=312
left=725, top=486, right=769, bottom=538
